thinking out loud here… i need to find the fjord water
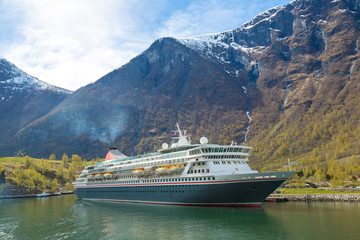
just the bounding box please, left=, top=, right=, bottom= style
left=1, top=195, right=359, bottom=240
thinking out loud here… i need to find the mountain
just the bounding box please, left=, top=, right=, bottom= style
left=0, top=59, right=72, bottom=156
left=9, top=0, right=360, bottom=168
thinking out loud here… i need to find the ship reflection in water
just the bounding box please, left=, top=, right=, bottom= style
left=71, top=197, right=287, bottom=240
left=1, top=195, right=360, bottom=239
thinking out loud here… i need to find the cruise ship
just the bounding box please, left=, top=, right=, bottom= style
left=73, top=124, right=294, bottom=207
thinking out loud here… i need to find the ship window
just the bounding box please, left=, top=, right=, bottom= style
left=196, top=178, right=198, bottom=181
left=212, top=177, right=215, bottom=180
left=207, top=169, right=210, bottom=173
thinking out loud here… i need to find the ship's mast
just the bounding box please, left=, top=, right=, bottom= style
left=176, top=123, right=183, bottom=138
left=171, top=123, right=191, bottom=147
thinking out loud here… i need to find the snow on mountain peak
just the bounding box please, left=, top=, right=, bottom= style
left=0, top=59, right=72, bottom=94
left=175, top=3, right=289, bottom=65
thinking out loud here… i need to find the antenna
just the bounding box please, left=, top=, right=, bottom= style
left=176, top=123, right=183, bottom=138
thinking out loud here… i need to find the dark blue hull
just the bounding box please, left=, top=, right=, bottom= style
left=74, top=178, right=288, bottom=207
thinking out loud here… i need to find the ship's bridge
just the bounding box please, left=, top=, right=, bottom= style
left=188, top=145, right=252, bottom=155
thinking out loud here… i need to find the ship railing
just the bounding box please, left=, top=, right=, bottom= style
left=110, top=152, right=160, bottom=164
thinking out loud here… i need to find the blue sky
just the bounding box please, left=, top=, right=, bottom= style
left=0, top=0, right=290, bottom=90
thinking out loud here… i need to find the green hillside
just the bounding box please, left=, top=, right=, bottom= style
left=0, top=154, right=99, bottom=196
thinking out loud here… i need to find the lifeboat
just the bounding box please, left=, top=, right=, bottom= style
left=104, top=172, right=114, bottom=179
left=95, top=173, right=104, bottom=180
left=87, top=174, right=95, bottom=180
left=144, top=166, right=155, bottom=173
left=156, top=165, right=171, bottom=175
left=170, top=164, right=185, bottom=173
left=133, top=168, right=145, bottom=176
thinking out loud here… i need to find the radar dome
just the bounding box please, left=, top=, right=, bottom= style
left=200, top=137, right=208, bottom=144
left=162, top=143, right=169, bottom=149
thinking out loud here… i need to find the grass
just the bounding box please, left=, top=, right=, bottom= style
left=0, top=157, right=28, bottom=165
left=0, top=157, right=62, bottom=167
left=278, top=188, right=360, bottom=195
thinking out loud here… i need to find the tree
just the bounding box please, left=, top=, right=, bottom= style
left=49, top=154, right=56, bottom=160
left=68, top=165, right=76, bottom=181
left=51, top=178, right=59, bottom=192
left=64, top=183, right=73, bottom=192
left=0, top=164, right=6, bottom=184
left=71, top=154, right=82, bottom=169
left=71, top=154, right=82, bottom=163
left=24, top=156, right=33, bottom=169
left=62, top=153, right=69, bottom=166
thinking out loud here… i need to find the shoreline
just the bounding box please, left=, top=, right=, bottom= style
left=0, top=192, right=74, bottom=200
left=267, top=193, right=360, bottom=202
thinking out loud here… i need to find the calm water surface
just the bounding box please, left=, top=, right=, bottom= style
left=1, top=195, right=360, bottom=239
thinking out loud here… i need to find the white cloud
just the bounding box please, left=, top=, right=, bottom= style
left=2, top=0, right=157, bottom=90
left=0, top=0, right=290, bottom=91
